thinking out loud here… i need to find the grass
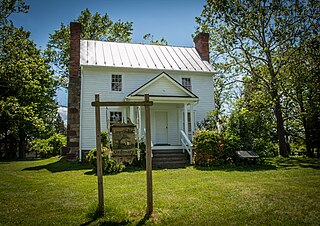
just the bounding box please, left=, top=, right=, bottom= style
left=0, top=157, right=320, bottom=225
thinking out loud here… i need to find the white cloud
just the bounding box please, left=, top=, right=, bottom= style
left=58, top=107, right=68, bottom=127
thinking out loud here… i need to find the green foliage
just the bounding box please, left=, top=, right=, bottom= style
left=143, top=33, right=168, bottom=45
left=86, top=148, right=125, bottom=174
left=45, top=8, right=133, bottom=82
left=100, top=131, right=109, bottom=148
left=195, top=0, right=319, bottom=157
left=0, top=2, right=58, bottom=159
left=31, top=134, right=66, bottom=157
left=193, top=130, right=232, bottom=166
left=0, top=0, right=29, bottom=25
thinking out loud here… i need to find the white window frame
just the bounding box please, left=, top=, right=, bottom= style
left=111, top=74, right=122, bottom=92
left=182, top=77, right=192, bottom=91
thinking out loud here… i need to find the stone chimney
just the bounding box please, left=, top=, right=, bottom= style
left=194, top=32, right=210, bottom=62
left=67, top=22, right=81, bottom=160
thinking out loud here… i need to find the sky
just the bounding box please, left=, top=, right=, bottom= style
left=11, top=0, right=206, bottom=48
left=10, top=0, right=207, bottom=122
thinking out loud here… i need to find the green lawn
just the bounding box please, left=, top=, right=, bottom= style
left=0, top=157, right=319, bottom=225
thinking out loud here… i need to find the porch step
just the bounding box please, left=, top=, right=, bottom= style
left=152, top=149, right=190, bottom=169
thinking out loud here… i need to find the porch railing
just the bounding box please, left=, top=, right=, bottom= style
left=181, top=130, right=193, bottom=164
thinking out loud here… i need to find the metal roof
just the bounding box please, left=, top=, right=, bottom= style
left=80, top=40, right=213, bottom=73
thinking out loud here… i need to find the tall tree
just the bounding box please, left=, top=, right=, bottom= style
left=196, top=0, right=319, bottom=157
left=0, top=1, right=57, bottom=158
left=45, top=8, right=133, bottom=84
left=281, top=36, right=320, bottom=157
left=0, top=0, right=29, bottom=25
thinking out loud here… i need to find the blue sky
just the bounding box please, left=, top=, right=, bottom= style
left=11, top=0, right=206, bottom=49
left=10, top=0, right=207, bottom=122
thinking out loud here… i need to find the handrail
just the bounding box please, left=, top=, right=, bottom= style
left=180, top=130, right=193, bottom=164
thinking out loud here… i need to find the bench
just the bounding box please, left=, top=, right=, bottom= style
left=235, top=151, right=259, bottom=165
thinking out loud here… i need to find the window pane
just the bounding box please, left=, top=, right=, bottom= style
left=112, top=74, right=122, bottom=91
left=110, top=112, right=122, bottom=125
left=182, top=78, right=192, bottom=91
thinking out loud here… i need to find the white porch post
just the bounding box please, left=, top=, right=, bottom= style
left=138, top=106, right=142, bottom=141
left=123, top=107, right=127, bottom=123
left=190, top=104, right=194, bottom=140
left=130, top=106, right=134, bottom=123
left=184, top=103, right=188, bottom=135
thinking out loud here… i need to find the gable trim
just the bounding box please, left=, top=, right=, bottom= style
left=127, top=71, right=198, bottom=99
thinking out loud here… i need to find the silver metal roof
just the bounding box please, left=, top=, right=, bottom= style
left=80, top=40, right=213, bottom=73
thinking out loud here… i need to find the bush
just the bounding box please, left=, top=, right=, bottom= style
left=86, top=148, right=125, bottom=174
left=31, top=133, right=66, bottom=157
left=47, top=134, right=67, bottom=156
left=193, top=130, right=228, bottom=166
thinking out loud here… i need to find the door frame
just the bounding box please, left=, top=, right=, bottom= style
left=155, top=111, right=168, bottom=145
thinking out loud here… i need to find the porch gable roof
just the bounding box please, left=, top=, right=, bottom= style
left=127, top=72, right=198, bottom=101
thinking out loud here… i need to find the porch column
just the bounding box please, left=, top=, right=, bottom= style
left=138, top=106, right=142, bottom=142
left=184, top=103, right=188, bottom=135
left=190, top=104, right=194, bottom=140
left=130, top=106, right=135, bottom=123
left=123, top=107, right=127, bottom=123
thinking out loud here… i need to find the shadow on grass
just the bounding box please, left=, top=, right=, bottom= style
left=81, top=204, right=151, bottom=226
left=195, top=162, right=277, bottom=172
left=22, top=157, right=92, bottom=173
left=195, top=157, right=320, bottom=172
left=272, top=157, right=320, bottom=170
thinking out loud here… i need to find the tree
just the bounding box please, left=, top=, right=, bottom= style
left=281, top=36, right=320, bottom=157
left=0, top=0, right=29, bottom=25
left=45, top=8, right=133, bottom=84
left=143, top=33, right=168, bottom=45
left=196, top=0, right=319, bottom=157
left=0, top=1, right=57, bottom=158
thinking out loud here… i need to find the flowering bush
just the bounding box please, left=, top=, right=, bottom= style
left=193, top=130, right=230, bottom=166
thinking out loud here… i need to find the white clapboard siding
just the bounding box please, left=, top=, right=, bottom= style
left=136, top=76, right=187, bottom=97
left=80, top=67, right=214, bottom=151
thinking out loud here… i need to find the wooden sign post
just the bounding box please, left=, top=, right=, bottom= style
left=94, top=94, right=104, bottom=214
left=92, top=94, right=153, bottom=216
left=144, top=94, right=153, bottom=216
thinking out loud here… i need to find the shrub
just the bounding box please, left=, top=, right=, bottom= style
left=47, top=133, right=66, bottom=156
left=31, top=139, right=53, bottom=158
left=193, top=130, right=227, bottom=166
left=31, top=133, right=66, bottom=157
left=86, top=148, right=125, bottom=174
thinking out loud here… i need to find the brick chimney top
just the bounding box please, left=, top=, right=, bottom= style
left=194, top=32, right=210, bottom=63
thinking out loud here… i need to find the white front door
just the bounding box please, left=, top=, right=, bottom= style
left=155, top=111, right=168, bottom=144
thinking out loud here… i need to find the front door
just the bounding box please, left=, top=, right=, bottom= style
left=155, top=111, right=168, bottom=144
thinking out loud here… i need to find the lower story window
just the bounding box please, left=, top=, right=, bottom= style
left=110, top=111, right=122, bottom=125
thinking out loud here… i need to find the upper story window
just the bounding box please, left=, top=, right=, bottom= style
left=182, top=77, right=192, bottom=91
left=112, top=74, right=122, bottom=91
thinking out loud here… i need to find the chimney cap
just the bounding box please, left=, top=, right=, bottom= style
left=193, top=32, right=209, bottom=43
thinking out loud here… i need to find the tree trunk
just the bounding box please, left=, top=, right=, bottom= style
left=274, top=97, right=289, bottom=157
left=18, top=129, right=26, bottom=159
left=296, top=84, right=314, bottom=157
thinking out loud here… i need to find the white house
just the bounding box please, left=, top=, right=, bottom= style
left=66, top=22, right=214, bottom=164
